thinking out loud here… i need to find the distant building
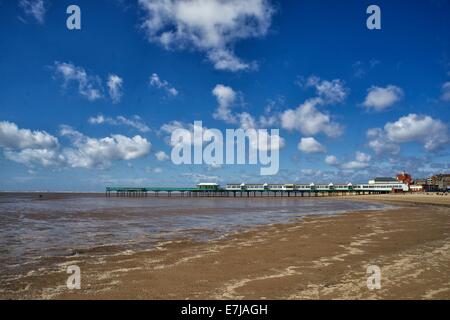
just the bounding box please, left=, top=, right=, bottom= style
left=427, top=176, right=438, bottom=186
left=410, top=185, right=424, bottom=192
left=422, top=174, right=450, bottom=192
left=197, top=183, right=220, bottom=190
left=414, top=179, right=427, bottom=186
left=412, top=178, right=432, bottom=192
left=396, top=172, right=413, bottom=185
left=367, top=177, right=409, bottom=192
left=434, top=174, right=450, bottom=191
left=369, top=177, right=398, bottom=184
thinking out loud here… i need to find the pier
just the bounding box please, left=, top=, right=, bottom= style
left=105, top=181, right=406, bottom=197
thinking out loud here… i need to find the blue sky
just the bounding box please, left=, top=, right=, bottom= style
left=0, top=0, right=449, bottom=191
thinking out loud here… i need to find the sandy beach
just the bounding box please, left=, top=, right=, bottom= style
left=1, top=193, right=450, bottom=300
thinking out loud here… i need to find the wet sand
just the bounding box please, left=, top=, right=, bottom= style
left=1, top=194, right=450, bottom=299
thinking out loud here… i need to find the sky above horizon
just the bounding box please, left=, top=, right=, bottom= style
left=0, top=0, right=449, bottom=191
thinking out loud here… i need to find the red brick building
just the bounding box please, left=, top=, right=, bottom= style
left=396, top=172, right=413, bottom=185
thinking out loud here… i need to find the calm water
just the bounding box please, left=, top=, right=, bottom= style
left=0, top=193, right=390, bottom=273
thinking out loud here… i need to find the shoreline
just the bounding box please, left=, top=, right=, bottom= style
left=1, top=195, right=449, bottom=299
left=1, top=190, right=448, bottom=203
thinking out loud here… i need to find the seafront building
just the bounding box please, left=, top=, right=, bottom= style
left=413, top=174, right=450, bottom=192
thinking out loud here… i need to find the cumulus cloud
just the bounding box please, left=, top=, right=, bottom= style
left=281, top=98, right=343, bottom=138
left=325, top=155, right=338, bottom=165
left=0, top=121, right=62, bottom=167
left=366, top=128, right=400, bottom=155
left=138, top=0, right=274, bottom=71
left=341, top=152, right=371, bottom=170
left=19, top=0, right=46, bottom=24
left=160, top=118, right=284, bottom=152
left=363, top=85, right=404, bottom=111
left=150, top=73, right=178, bottom=96
left=88, top=114, right=150, bottom=133
left=304, top=76, right=348, bottom=104
left=0, top=121, right=59, bottom=150
left=298, top=137, right=326, bottom=153
left=441, top=82, right=450, bottom=102
left=107, top=74, right=124, bottom=103
left=4, top=148, right=63, bottom=167
left=160, top=120, right=205, bottom=148
left=155, top=150, right=170, bottom=161
left=0, top=121, right=151, bottom=169
left=212, top=84, right=237, bottom=123
left=60, top=126, right=151, bottom=169
left=53, top=62, right=104, bottom=101
left=210, top=84, right=285, bottom=151
left=324, top=152, right=371, bottom=170
left=384, top=114, right=448, bottom=151
left=367, top=114, right=449, bottom=153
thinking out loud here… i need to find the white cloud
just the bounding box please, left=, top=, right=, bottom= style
left=367, top=114, right=449, bottom=153
left=355, top=151, right=371, bottom=163
left=237, top=112, right=257, bottom=130
left=153, top=167, right=163, bottom=173
left=207, top=49, right=256, bottom=72
left=0, top=121, right=61, bottom=167
left=19, top=0, right=46, bottom=24
left=441, top=82, right=450, bottom=102
left=341, top=152, right=371, bottom=170
left=88, top=114, right=150, bottom=133
left=138, top=0, right=274, bottom=71
left=341, top=161, right=369, bottom=170
left=181, top=172, right=219, bottom=183
left=53, top=62, right=104, bottom=101
left=160, top=120, right=185, bottom=135
left=160, top=118, right=284, bottom=152
left=4, top=148, right=63, bottom=167
left=254, top=130, right=285, bottom=152
left=88, top=115, right=106, bottom=125
left=324, top=152, right=371, bottom=170
left=234, top=113, right=285, bottom=152
left=60, top=126, right=151, bottom=169
left=363, top=85, right=404, bottom=111
left=210, top=84, right=285, bottom=151
left=160, top=120, right=204, bottom=147
left=325, top=155, right=338, bottom=165
left=53, top=62, right=124, bottom=103
left=366, top=128, right=400, bottom=155
left=107, top=74, right=124, bottom=104
left=281, top=98, right=343, bottom=137
left=298, top=137, right=326, bottom=153
left=0, top=121, right=152, bottom=169
left=150, top=73, right=178, bottom=96
left=259, top=113, right=278, bottom=127
left=0, top=121, right=58, bottom=149
left=155, top=151, right=170, bottom=161
left=212, top=84, right=237, bottom=123
left=384, top=114, right=448, bottom=151
left=305, top=76, right=348, bottom=104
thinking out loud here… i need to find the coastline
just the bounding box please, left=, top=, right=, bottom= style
left=1, top=194, right=449, bottom=299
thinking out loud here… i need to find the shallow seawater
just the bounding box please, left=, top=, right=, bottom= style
left=0, top=193, right=390, bottom=276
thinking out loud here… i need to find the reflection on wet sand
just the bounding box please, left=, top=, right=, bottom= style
left=1, top=193, right=449, bottom=299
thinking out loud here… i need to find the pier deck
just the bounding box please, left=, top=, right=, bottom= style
left=105, top=187, right=390, bottom=197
